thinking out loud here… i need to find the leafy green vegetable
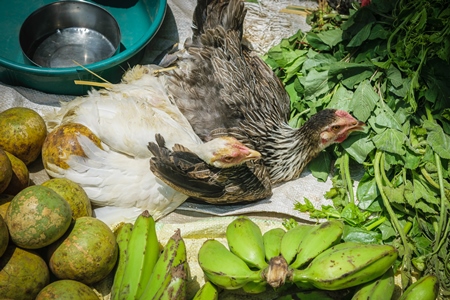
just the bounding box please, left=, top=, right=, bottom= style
left=264, top=0, right=450, bottom=296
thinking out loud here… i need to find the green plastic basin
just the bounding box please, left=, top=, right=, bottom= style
left=0, top=0, right=167, bottom=95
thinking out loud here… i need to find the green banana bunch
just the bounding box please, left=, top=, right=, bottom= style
left=115, top=210, right=160, bottom=300
left=280, top=224, right=312, bottom=265
left=226, top=216, right=268, bottom=270
left=198, top=239, right=262, bottom=289
left=351, top=267, right=395, bottom=300
left=398, top=274, right=439, bottom=300
left=110, top=222, right=133, bottom=300
left=289, top=220, right=344, bottom=269
left=140, top=229, right=188, bottom=299
left=263, top=228, right=285, bottom=261
left=291, top=242, right=398, bottom=290
left=192, top=282, right=219, bottom=300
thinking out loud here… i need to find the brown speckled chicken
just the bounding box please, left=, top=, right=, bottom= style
left=148, top=134, right=272, bottom=204
left=148, top=0, right=365, bottom=198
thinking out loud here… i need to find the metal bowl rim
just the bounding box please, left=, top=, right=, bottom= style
left=19, top=0, right=122, bottom=68
left=0, top=0, right=167, bottom=76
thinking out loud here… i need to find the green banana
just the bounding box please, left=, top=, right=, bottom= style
left=263, top=227, right=285, bottom=261
left=289, top=220, right=344, bottom=269
left=398, top=274, right=439, bottom=300
left=351, top=267, right=395, bottom=300
left=140, top=229, right=187, bottom=299
left=152, top=263, right=187, bottom=300
left=226, top=216, right=268, bottom=270
left=280, top=224, right=312, bottom=265
left=192, top=281, right=219, bottom=300
left=116, top=210, right=160, bottom=300
left=110, top=222, right=133, bottom=300
left=198, top=239, right=262, bottom=289
left=291, top=242, right=398, bottom=290
left=241, top=280, right=267, bottom=294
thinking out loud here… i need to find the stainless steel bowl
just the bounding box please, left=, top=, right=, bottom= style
left=19, top=1, right=121, bottom=68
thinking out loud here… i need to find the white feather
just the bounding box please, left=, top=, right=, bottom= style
left=44, top=65, right=202, bottom=227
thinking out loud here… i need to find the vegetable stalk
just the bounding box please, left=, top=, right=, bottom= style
left=373, top=150, right=412, bottom=287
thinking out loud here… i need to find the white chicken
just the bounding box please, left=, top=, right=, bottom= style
left=43, top=65, right=262, bottom=226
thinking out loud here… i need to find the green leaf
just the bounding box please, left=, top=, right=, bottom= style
left=404, top=148, right=422, bottom=170
left=316, top=28, right=343, bottom=47
left=343, top=225, right=382, bottom=244
left=382, top=184, right=405, bottom=205
left=302, top=53, right=337, bottom=72
left=306, top=32, right=331, bottom=51
left=341, top=202, right=370, bottom=225
left=374, top=106, right=404, bottom=132
left=328, top=62, right=376, bottom=89
left=404, top=175, right=439, bottom=210
left=328, top=84, right=353, bottom=111
left=368, top=23, right=390, bottom=40
left=386, top=64, right=403, bottom=88
left=350, top=80, right=379, bottom=122
left=294, top=198, right=341, bottom=220
left=308, top=151, right=332, bottom=182
left=347, top=22, right=373, bottom=47
left=424, top=120, right=450, bottom=159
left=299, top=69, right=331, bottom=99
left=342, top=132, right=374, bottom=164
left=285, top=80, right=301, bottom=103
left=377, top=221, right=397, bottom=240
left=283, top=55, right=308, bottom=83
left=372, top=128, right=407, bottom=155
left=415, top=201, right=439, bottom=215
left=356, top=173, right=379, bottom=207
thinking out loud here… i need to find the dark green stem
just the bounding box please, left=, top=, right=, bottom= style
left=374, top=150, right=411, bottom=287
left=342, top=152, right=355, bottom=204
left=425, top=105, right=448, bottom=254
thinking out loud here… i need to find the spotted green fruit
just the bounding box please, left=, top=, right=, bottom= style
left=42, top=178, right=92, bottom=219
left=48, top=217, right=118, bottom=285
left=35, top=279, right=99, bottom=300
left=5, top=185, right=72, bottom=249
left=0, top=107, right=47, bottom=165
left=0, top=244, right=50, bottom=300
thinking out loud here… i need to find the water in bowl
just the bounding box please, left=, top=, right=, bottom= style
left=32, top=27, right=117, bottom=68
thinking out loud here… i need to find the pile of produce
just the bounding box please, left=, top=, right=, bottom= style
left=0, top=182, right=114, bottom=299
left=263, top=0, right=450, bottom=297
left=110, top=211, right=188, bottom=300
left=196, top=216, right=415, bottom=299
left=2, top=0, right=449, bottom=297
left=0, top=106, right=113, bottom=299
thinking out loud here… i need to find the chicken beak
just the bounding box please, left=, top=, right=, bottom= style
left=245, top=149, right=262, bottom=161
left=348, top=120, right=366, bottom=132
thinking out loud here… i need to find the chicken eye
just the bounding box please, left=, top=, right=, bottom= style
left=222, top=156, right=234, bottom=163
left=332, top=125, right=341, bottom=131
